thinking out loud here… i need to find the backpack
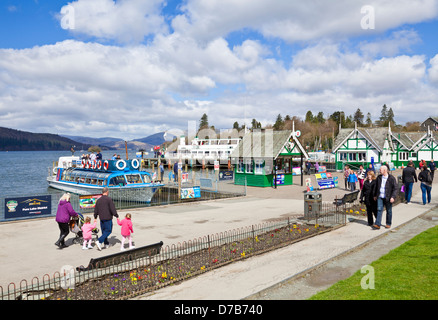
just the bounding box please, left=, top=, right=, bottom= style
left=426, top=171, right=432, bottom=183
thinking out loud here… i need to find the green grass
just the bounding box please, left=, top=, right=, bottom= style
left=309, top=225, right=438, bottom=300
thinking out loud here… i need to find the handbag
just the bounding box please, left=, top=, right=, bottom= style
left=401, top=185, right=405, bottom=193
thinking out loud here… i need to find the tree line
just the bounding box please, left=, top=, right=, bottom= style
left=197, top=104, right=422, bottom=152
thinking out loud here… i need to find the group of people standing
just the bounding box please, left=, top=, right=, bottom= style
left=54, top=187, right=134, bottom=251
left=358, top=160, right=435, bottom=230
left=344, top=164, right=372, bottom=191
left=401, top=160, right=435, bottom=205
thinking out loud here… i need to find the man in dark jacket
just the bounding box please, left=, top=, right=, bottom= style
left=94, top=187, right=119, bottom=250
left=373, top=164, right=398, bottom=229
left=402, top=161, right=417, bottom=204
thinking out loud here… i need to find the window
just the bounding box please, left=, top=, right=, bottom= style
left=142, top=174, right=152, bottom=183
left=245, top=159, right=253, bottom=173
left=126, top=174, right=142, bottom=184
left=358, top=152, right=367, bottom=161
left=255, top=160, right=264, bottom=174
left=237, top=159, right=245, bottom=173
left=399, top=152, right=409, bottom=161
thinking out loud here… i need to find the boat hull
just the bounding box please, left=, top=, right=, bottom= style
left=47, top=178, right=162, bottom=203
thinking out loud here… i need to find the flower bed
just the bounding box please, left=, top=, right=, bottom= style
left=45, top=221, right=330, bottom=300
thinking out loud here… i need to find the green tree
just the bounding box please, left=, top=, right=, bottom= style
left=353, top=108, right=364, bottom=126
left=316, top=111, right=325, bottom=124
left=305, top=111, right=314, bottom=123
left=199, top=113, right=209, bottom=129
left=366, top=112, right=372, bottom=127
left=273, top=114, right=284, bottom=130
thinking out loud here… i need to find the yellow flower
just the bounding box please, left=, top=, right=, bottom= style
left=241, top=252, right=245, bottom=257
left=201, top=266, right=206, bottom=270
left=315, top=224, right=319, bottom=228
left=161, top=272, right=167, bottom=279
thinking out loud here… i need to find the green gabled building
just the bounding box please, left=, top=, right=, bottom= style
left=231, top=129, right=308, bottom=187
left=334, top=123, right=438, bottom=171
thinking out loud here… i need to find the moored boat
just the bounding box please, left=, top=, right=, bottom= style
left=47, top=156, right=163, bottom=203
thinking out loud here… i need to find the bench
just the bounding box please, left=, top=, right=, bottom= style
left=333, top=190, right=360, bottom=206
left=76, top=241, right=163, bottom=272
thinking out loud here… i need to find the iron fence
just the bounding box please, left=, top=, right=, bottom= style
left=0, top=217, right=335, bottom=300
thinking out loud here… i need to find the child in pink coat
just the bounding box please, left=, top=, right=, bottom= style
left=117, top=213, right=134, bottom=251
left=81, top=216, right=97, bottom=250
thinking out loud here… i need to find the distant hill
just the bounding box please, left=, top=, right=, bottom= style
left=0, top=127, right=91, bottom=152
left=133, top=132, right=166, bottom=146
left=63, top=131, right=168, bottom=151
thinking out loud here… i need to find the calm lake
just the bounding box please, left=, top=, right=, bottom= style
left=0, top=150, right=151, bottom=197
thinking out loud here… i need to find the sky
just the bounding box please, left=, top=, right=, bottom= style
left=1, top=0, right=438, bottom=140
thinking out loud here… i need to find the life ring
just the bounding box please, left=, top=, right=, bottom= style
left=97, top=160, right=102, bottom=170
left=91, top=160, right=97, bottom=169
left=82, top=159, right=86, bottom=168
left=103, top=160, right=109, bottom=170
left=131, top=159, right=140, bottom=169
left=116, top=160, right=126, bottom=170
left=85, top=160, right=91, bottom=169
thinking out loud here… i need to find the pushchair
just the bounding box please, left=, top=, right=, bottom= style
left=69, top=212, right=99, bottom=245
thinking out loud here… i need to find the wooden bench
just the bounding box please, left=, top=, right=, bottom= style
left=76, top=241, right=163, bottom=272
left=333, top=190, right=360, bottom=206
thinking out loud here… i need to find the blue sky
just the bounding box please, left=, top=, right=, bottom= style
left=1, top=0, right=438, bottom=139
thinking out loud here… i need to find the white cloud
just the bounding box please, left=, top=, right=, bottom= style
left=2, top=0, right=438, bottom=139
left=60, top=0, right=168, bottom=43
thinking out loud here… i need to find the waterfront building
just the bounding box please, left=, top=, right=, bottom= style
left=231, top=129, right=308, bottom=187
left=333, top=123, right=438, bottom=170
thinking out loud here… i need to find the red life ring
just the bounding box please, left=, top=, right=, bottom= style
left=103, top=160, right=109, bottom=170
left=82, top=159, right=86, bottom=168
left=97, top=160, right=102, bottom=170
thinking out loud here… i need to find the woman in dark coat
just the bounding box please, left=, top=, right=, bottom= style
left=360, top=170, right=377, bottom=226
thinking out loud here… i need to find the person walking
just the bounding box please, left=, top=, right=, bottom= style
left=418, top=165, right=433, bottom=205
left=360, top=171, right=377, bottom=226
left=429, top=159, right=436, bottom=181
left=117, top=213, right=134, bottom=251
left=373, top=164, right=398, bottom=230
left=93, top=187, right=119, bottom=250
left=81, top=216, right=97, bottom=250
left=402, top=160, right=417, bottom=204
left=55, top=193, right=78, bottom=249
left=348, top=169, right=358, bottom=191
left=343, top=165, right=350, bottom=190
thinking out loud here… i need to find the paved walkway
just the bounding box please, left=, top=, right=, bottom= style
left=0, top=169, right=436, bottom=301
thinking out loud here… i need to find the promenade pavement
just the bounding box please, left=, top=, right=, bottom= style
left=0, top=169, right=437, bottom=300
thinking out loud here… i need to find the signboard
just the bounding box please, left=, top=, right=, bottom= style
left=5, top=195, right=52, bottom=219
left=214, top=160, right=220, bottom=171
left=305, top=178, right=314, bottom=192
left=292, top=167, right=301, bottom=176
left=79, top=194, right=102, bottom=209
left=181, top=172, right=189, bottom=183
left=276, top=174, right=285, bottom=185
left=315, top=172, right=336, bottom=190
left=219, top=171, right=234, bottom=181
left=181, top=186, right=201, bottom=199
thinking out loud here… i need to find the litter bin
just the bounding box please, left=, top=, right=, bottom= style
left=304, top=191, right=322, bottom=219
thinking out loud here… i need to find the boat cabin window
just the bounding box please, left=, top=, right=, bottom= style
left=126, top=174, right=142, bottom=184
left=109, top=176, right=126, bottom=186
left=142, top=174, right=152, bottom=183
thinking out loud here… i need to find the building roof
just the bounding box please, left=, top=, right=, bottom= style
left=231, top=130, right=307, bottom=159
left=333, top=125, right=437, bottom=153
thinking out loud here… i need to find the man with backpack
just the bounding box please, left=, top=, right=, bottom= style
left=419, top=165, right=433, bottom=205
left=402, top=161, right=417, bottom=204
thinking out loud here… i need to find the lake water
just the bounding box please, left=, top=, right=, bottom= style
left=0, top=150, right=150, bottom=198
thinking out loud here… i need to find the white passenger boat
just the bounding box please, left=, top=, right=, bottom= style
left=47, top=156, right=163, bottom=203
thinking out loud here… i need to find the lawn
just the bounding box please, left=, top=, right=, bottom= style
left=310, top=225, right=438, bottom=300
